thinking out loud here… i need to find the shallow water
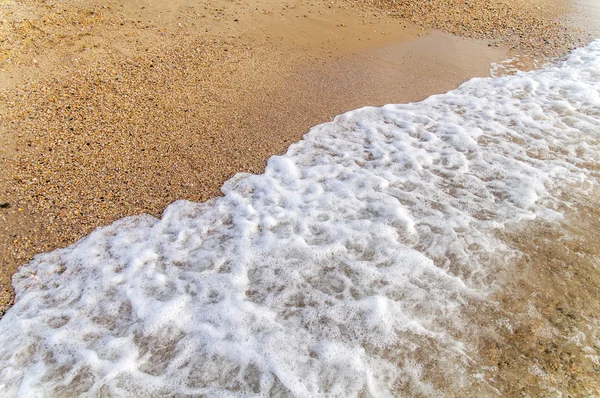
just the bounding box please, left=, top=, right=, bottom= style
left=0, top=40, right=599, bottom=397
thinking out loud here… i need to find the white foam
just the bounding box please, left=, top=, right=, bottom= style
left=1, top=40, right=600, bottom=397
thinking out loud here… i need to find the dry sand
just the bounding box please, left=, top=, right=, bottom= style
left=1, top=0, right=598, bottom=395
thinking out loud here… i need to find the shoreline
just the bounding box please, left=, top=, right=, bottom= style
left=1, top=38, right=599, bottom=395
left=0, top=0, right=595, bottom=338
left=1, top=0, right=599, bottom=395
left=0, top=0, right=517, bottom=315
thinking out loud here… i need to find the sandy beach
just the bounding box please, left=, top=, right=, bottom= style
left=1, top=0, right=598, bottom=395
left=1, top=0, right=589, bottom=316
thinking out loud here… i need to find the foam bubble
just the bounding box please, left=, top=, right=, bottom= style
left=1, top=40, right=600, bottom=396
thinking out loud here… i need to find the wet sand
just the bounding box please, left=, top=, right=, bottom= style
left=356, top=0, right=590, bottom=58
left=1, top=0, right=599, bottom=395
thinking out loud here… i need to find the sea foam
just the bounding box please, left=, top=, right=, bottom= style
left=1, top=40, right=599, bottom=397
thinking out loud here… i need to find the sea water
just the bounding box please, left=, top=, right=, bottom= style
left=0, top=40, right=599, bottom=397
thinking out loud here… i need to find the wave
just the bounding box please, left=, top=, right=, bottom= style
left=1, top=40, right=599, bottom=397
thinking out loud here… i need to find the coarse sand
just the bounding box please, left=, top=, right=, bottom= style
left=0, top=0, right=598, bottom=395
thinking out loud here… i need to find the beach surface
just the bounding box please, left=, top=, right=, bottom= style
left=0, top=0, right=589, bottom=318
left=1, top=0, right=599, bottom=395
